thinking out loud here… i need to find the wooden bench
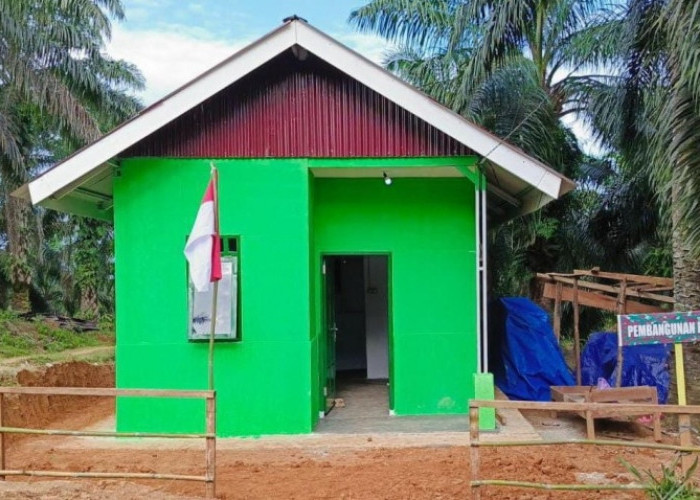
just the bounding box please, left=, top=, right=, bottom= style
left=551, top=385, right=662, bottom=441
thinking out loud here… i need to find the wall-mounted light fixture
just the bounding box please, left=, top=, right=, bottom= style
left=383, top=171, right=392, bottom=186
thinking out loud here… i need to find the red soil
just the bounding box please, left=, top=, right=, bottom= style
left=0, top=362, right=687, bottom=499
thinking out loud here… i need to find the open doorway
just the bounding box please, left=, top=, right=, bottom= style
left=323, top=255, right=390, bottom=416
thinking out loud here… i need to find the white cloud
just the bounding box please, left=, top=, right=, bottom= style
left=334, top=31, right=395, bottom=65
left=107, top=24, right=251, bottom=104
left=106, top=24, right=394, bottom=106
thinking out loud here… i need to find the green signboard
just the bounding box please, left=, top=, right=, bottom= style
left=617, top=311, right=700, bottom=346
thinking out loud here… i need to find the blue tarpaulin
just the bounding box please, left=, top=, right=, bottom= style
left=489, top=298, right=575, bottom=401
left=581, top=332, right=671, bottom=404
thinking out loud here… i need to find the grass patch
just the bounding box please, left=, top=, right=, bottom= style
left=0, top=315, right=114, bottom=359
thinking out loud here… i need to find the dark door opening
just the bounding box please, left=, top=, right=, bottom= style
left=323, top=255, right=389, bottom=415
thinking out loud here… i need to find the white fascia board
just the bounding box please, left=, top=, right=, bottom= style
left=28, top=23, right=297, bottom=205
left=295, top=23, right=571, bottom=200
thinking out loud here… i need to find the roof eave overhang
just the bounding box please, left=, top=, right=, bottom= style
left=17, top=19, right=576, bottom=219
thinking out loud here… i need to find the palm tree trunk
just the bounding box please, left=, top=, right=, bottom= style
left=79, top=285, right=99, bottom=319
left=4, top=182, right=33, bottom=312
left=672, top=172, right=700, bottom=311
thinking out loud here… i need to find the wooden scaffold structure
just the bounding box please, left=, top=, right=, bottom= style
left=537, top=268, right=674, bottom=386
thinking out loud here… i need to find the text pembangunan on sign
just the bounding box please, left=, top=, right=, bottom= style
left=617, top=311, right=700, bottom=346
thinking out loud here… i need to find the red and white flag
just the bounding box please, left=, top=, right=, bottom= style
left=184, top=177, right=222, bottom=292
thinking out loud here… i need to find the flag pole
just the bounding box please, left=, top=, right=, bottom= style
left=208, top=163, right=219, bottom=392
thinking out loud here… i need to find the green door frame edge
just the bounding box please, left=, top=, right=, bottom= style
left=318, top=252, right=394, bottom=418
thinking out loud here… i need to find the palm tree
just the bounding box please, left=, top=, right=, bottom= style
left=577, top=0, right=700, bottom=310
left=351, top=1, right=608, bottom=116
left=349, top=1, right=590, bottom=280
left=350, top=1, right=674, bottom=339
left=0, top=0, right=143, bottom=311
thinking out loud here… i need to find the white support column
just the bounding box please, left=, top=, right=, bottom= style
left=475, top=186, right=482, bottom=374
left=480, top=185, right=489, bottom=373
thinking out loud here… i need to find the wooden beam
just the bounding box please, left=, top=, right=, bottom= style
left=542, top=283, right=664, bottom=314
left=0, top=387, right=214, bottom=399
left=0, top=470, right=207, bottom=481
left=206, top=395, right=216, bottom=498
left=471, top=479, right=646, bottom=492
left=469, top=407, right=481, bottom=500
left=573, top=269, right=672, bottom=287
left=553, top=283, right=562, bottom=340
left=573, top=279, right=581, bottom=385
left=537, top=274, right=674, bottom=304
left=638, top=285, right=674, bottom=292
left=616, top=280, right=627, bottom=387
left=0, top=427, right=212, bottom=439
left=468, top=399, right=700, bottom=415
left=0, top=394, right=4, bottom=481
left=472, top=439, right=699, bottom=453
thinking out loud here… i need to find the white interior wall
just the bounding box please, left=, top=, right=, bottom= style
left=364, top=256, right=389, bottom=379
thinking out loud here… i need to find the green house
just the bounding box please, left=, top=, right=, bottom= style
left=17, top=19, right=574, bottom=436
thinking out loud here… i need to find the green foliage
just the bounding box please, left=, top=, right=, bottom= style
left=0, top=315, right=110, bottom=358
left=0, top=331, right=34, bottom=358
left=621, top=456, right=700, bottom=500
left=0, top=0, right=142, bottom=316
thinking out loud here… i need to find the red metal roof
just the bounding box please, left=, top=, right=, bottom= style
left=123, top=50, right=471, bottom=158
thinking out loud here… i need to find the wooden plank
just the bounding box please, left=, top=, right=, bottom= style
left=495, top=409, right=507, bottom=426
left=573, top=269, right=673, bottom=287
left=650, top=390, right=661, bottom=443
left=468, top=399, right=700, bottom=415
left=473, top=438, right=700, bottom=453
left=205, top=395, right=216, bottom=498
left=587, top=387, right=656, bottom=403
left=472, top=479, right=646, bottom=491
left=638, top=285, right=674, bottom=293
left=0, top=387, right=213, bottom=399
left=573, top=279, right=581, bottom=385
left=0, top=394, right=4, bottom=481
left=675, top=343, right=694, bottom=474
left=542, top=283, right=664, bottom=313
left=537, top=274, right=674, bottom=304
left=0, top=470, right=207, bottom=481
left=0, top=427, right=212, bottom=439
left=469, top=407, right=481, bottom=500
left=679, top=414, right=693, bottom=474
left=616, top=279, right=627, bottom=387
left=585, top=410, right=595, bottom=440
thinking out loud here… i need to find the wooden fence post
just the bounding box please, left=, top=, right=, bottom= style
left=206, top=393, right=216, bottom=498
left=573, top=278, right=581, bottom=385
left=615, top=279, right=627, bottom=387
left=0, top=393, right=4, bottom=481
left=553, top=283, right=562, bottom=341
left=470, top=406, right=481, bottom=500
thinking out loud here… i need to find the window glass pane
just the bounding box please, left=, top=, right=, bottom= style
left=189, top=256, right=238, bottom=339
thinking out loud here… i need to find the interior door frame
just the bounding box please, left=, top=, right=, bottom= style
left=319, top=252, right=393, bottom=414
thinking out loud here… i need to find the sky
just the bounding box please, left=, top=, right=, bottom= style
left=107, top=1, right=392, bottom=104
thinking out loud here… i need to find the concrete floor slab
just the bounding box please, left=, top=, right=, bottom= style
left=35, top=379, right=541, bottom=451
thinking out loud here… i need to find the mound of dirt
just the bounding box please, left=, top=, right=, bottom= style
left=3, top=362, right=115, bottom=443
left=15, top=361, right=114, bottom=388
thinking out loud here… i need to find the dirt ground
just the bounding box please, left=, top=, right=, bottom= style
left=2, top=434, right=677, bottom=499
left=0, top=361, right=693, bottom=499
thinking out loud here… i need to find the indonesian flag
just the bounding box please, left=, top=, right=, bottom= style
left=184, top=178, right=222, bottom=292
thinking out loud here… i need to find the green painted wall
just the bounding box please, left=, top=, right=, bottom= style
left=114, top=158, right=313, bottom=436
left=113, top=157, right=479, bottom=436
left=312, top=177, right=478, bottom=414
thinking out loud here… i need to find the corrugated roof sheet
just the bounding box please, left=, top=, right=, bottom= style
left=123, top=50, right=471, bottom=158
